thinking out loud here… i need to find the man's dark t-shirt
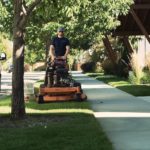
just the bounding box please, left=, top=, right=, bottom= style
left=51, top=36, right=70, bottom=56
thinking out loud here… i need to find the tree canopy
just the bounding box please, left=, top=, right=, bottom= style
left=1, top=0, right=133, bottom=51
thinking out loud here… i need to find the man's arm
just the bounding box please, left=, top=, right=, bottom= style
left=63, top=45, right=70, bottom=59
left=49, top=45, right=55, bottom=60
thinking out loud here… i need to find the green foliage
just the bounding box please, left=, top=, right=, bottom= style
left=0, top=1, right=13, bottom=33
left=0, top=34, right=5, bottom=53
left=102, top=59, right=116, bottom=75
left=1, top=0, right=134, bottom=64
left=0, top=2, right=8, bottom=22
left=0, top=33, right=12, bottom=60
left=94, top=62, right=104, bottom=73
left=90, top=43, right=106, bottom=71
left=81, top=62, right=95, bottom=72
left=129, top=50, right=144, bottom=84
left=129, top=36, right=141, bottom=50
left=25, top=50, right=44, bottom=65
left=128, top=71, right=140, bottom=85
left=141, top=72, right=150, bottom=84
left=67, top=49, right=83, bottom=70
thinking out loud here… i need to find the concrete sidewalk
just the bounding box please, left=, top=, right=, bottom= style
left=72, top=71, right=150, bottom=150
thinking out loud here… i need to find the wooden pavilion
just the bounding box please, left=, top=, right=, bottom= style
left=103, top=0, right=150, bottom=66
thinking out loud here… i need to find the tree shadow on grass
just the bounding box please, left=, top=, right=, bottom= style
left=0, top=113, right=92, bottom=128
left=0, top=112, right=113, bottom=150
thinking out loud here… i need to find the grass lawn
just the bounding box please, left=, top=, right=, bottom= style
left=0, top=95, right=113, bottom=150
left=88, top=73, right=150, bottom=96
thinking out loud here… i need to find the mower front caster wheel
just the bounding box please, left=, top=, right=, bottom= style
left=37, top=95, right=44, bottom=104
left=74, top=93, right=87, bottom=102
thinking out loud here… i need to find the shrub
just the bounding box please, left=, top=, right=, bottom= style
left=95, top=62, right=103, bottom=73
left=141, top=72, right=150, bottom=84
left=130, top=50, right=144, bottom=84
left=128, top=71, right=140, bottom=84
left=80, top=62, right=95, bottom=73
left=80, top=51, right=92, bottom=63
left=67, top=49, right=84, bottom=71
left=101, top=59, right=116, bottom=75
left=116, top=59, right=129, bottom=78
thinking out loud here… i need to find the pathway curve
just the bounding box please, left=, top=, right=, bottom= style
left=72, top=71, right=150, bottom=150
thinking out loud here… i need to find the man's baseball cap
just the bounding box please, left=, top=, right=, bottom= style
left=57, top=27, right=65, bottom=32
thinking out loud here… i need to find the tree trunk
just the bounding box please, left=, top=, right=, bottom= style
left=11, top=0, right=25, bottom=119
left=11, top=0, right=41, bottom=119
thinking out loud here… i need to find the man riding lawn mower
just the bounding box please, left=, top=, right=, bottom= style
left=37, top=27, right=87, bottom=103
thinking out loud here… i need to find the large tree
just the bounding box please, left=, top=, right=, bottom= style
left=12, top=0, right=41, bottom=119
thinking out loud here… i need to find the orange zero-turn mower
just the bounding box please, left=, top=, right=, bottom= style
left=37, top=57, right=87, bottom=103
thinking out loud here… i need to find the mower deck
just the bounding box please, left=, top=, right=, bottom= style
left=40, top=87, right=81, bottom=94
left=37, top=86, right=86, bottom=103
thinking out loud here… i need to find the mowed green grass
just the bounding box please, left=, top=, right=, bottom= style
left=0, top=96, right=11, bottom=106
left=0, top=114, right=112, bottom=150
left=0, top=95, right=113, bottom=150
left=88, top=73, right=150, bottom=96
